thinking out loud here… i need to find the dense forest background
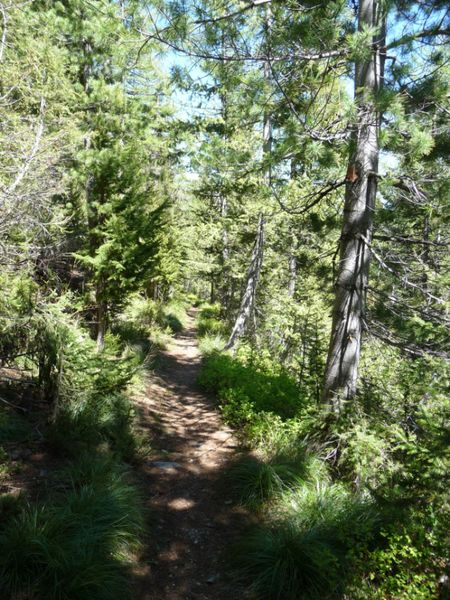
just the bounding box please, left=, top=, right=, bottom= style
left=0, top=1, right=449, bottom=599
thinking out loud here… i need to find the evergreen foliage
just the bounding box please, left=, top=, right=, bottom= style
left=1, top=0, right=448, bottom=597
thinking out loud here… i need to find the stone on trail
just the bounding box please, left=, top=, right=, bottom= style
left=151, top=460, right=181, bottom=469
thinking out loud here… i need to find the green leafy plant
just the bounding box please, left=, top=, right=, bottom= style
left=199, top=351, right=305, bottom=425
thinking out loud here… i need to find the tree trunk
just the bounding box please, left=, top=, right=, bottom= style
left=225, top=7, right=271, bottom=351
left=288, top=235, right=297, bottom=297
left=218, top=194, right=232, bottom=312
left=322, top=0, right=386, bottom=412
left=96, top=280, right=107, bottom=352
left=225, top=213, right=265, bottom=350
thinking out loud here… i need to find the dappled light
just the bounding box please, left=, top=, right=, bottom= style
left=0, top=0, right=448, bottom=598
left=132, top=311, right=248, bottom=599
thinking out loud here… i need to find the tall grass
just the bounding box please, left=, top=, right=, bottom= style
left=196, top=303, right=228, bottom=347
left=160, top=298, right=189, bottom=333
left=47, top=390, right=140, bottom=461
left=0, top=296, right=150, bottom=599
left=232, top=482, right=381, bottom=600
left=198, top=333, right=226, bottom=355
left=0, top=454, right=143, bottom=600
left=0, top=407, right=32, bottom=444
left=228, top=457, right=300, bottom=508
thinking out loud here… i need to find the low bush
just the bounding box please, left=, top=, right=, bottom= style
left=197, top=302, right=221, bottom=320
left=198, top=333, right=226, bottom=355
left=0, top=286, right=152, bottom=599
left=118, top=295, right=187, bottom=348
left=160, top=298, right=188, bottom=333
left=196, top=302, right=228, bottom=339
left=199, top=338, right=447, bottom=599
left=0, top=408, right=32, bottom=444
left=39, top=323, right=142, bottom=461
left=199, top=352, right=305, bottom=425
left=228, top=456, right=306, bottom=508
left=227, top=431, right=329, bottom=510
left=47, top=391, right=139, bottom=461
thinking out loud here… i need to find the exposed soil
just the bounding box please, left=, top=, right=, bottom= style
left=0, top=368, right=59, bottom=503
left=132, top=311, right=248, bottom=600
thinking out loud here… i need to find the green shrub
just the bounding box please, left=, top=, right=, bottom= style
left=227, top=426, right=331, bottom=509
left=0, top=493, right=24, bottom=519
left=196, top=303, right=228, bottom=339
left=160, top=299, right=188, bottom=333
left=199, top=352, right=305, bottom=424
left=198, top=316, right=227, bottom=337
left=197, top=302, right=221, bottom=320
left=47, top=391, right=139, bottom=461
left=233, top=522, right=341, bottom=600
left=35, top=317, right=143, bottom=461
left=186, top=293, right=201, bottom=306
left=349, top=521, right=447, bottom=599
left=0, top=408, right=32, bottom=444
left=119, top=294, right=188, bottom=338
left=0, top=455, right=143, bottom=600
left=228, top=456, right=307, bottom=508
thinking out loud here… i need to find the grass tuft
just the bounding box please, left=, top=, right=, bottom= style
left=0, top=454, right=143, bottom=600
left=198, top=333, right=226, bottom=355
left=231, top=481, right=382, bottom=600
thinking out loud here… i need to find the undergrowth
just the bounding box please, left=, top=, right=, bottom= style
left=116, top=294, right=189, bottom=351
left=198, top=335, right=449, bottom=599
left=196, top=303, right=228, bottom=354
left=198, top=349, right=305, bottom=424
left=0, top=454, right=143, bottom=600
left=0, top=288, right=161, bottom=599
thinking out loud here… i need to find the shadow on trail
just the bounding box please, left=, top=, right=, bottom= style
left=132, top=314, right=248, bottom=600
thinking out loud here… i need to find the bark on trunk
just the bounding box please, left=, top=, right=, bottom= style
left=218, top=194, right=232, bottom=312
left=225, top=213, right=265, bottom=350
left=96, top=280, right=107, bottom=352
left=288, top=236, right=297, bottom=297
left=322, top=0, right=386, bottom=412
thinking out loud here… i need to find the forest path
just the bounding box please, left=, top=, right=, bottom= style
left=132, top=310, right=246, bottom=600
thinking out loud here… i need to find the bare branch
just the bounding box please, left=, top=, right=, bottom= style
left=271, top=178, right=346, bottom=215
left=368, top=320, right=449, bottom=359
left=386, top=25, right=450, bottom=50
left=3, top=95, right=46, bottom=198
left=0, top=2, right=7, bottom=63
left=358, top=233, right=445, bottom=305
left=373, top=234, right=450, bottom=247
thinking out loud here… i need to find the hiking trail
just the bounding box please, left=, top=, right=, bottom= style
left=132, top=310, right=247, bottom=600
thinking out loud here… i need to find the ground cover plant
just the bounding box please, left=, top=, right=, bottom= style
left=199, top=344, right=449, bottom=599
left=0, top=283, right=150, bottom=599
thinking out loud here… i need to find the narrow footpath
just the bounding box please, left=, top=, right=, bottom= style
left=132, top=311, right=247, bottom=600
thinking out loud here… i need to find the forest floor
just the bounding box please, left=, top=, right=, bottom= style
left=132, top=310, right=248, bottom=600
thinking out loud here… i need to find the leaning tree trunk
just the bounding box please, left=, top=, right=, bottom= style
left=225, top=6, right=272, bottom=351
left=322, top=0, right=386, bottom=412
left=225, top=213, right=265, bottom=350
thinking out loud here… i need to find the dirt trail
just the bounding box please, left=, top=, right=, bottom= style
left=132, top=311, right=247, bottom=600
